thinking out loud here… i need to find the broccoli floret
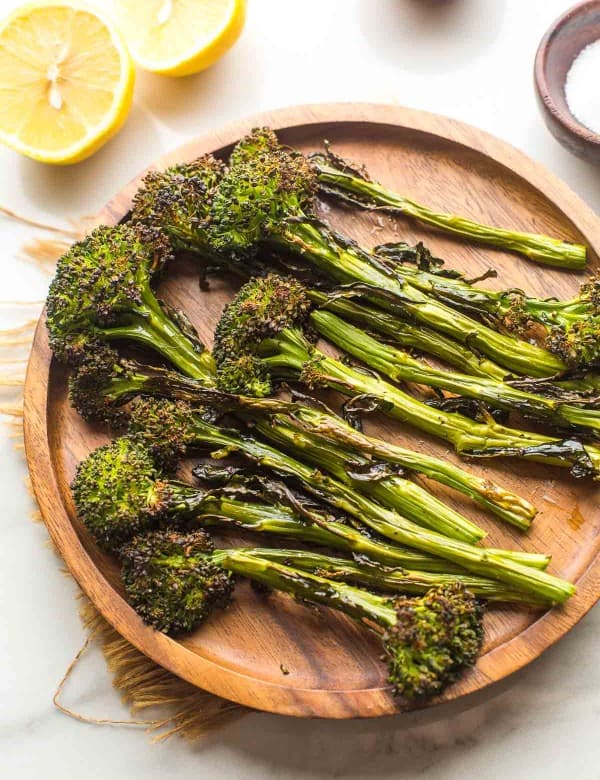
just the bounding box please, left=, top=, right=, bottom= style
left=121, top=530, right=234, bottom=634
left=46, top=223, right=214, bottom=381
left=576, top=274, right=600, bottom=313
left=71, top=419, right=248, bottom=551
left=47, top=225, right=169, bottom=363
left=546, top=320, right=600, bottom=368
left=208, top=127, right=317, bottom=254
left=69, top=345, right=221, bottom=427
left=213, top=274, right=312, bottom=395
left=130, top=156, right=224, bottom=254
left=71, top=437, right=170, bottom=553
left=384, top=583, right=483, bottom=699
left=213, top=273, right=311, bottom=364
left=68, top=344, right=132, bottom=425
left=215, top=355, right=273, bottom=397
left=127, top=396, right=201, bottom=468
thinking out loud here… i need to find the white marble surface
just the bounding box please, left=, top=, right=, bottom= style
left=2, top=0, right=600, bottom=776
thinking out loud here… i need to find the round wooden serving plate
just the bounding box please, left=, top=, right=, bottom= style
left=23, top=104, right=600, bottom=718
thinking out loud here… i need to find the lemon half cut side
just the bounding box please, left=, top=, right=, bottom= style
left=0, top=2, right=135, bottom=164
left=114, top=0, right=246, bottom=77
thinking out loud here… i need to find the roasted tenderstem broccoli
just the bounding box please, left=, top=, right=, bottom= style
left=311, top=304, right=600, bottom=435
left=126, top=395, right=485, bottom=544
left=205, top=128, right=565, bottom=378
left=130, top=154, right=512, bottom=382
left=310, top=148, right=587, bottom=269
left=68, top=344, right=536, bottom=531
left=213, top=275, right=600, bottom=478
left=121, top=529, right=484, bottom=699
left=192, top=467, right=546, bottom=572
left=45, top=224, right=215, bottom=382
left=72, top=436, right=574, bottom=603
left=363, top=241, right=600, bottom=369
left=251, top=547, right=545, bottom=606
left=71, top=433, right=542, bottom=580
left=130, top=155, right=225, bottom=261
left=128, top=127, right=566, bottom=377
left=69, top=432, right=443, bottom=574
left=69, top=435, right=543, bottom=600
left=126, top=399, right=543, bottom=567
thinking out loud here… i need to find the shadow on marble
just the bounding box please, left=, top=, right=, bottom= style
left=17, top=104, right=163, bottom=220
left=134, top=35, right=262, bottom=136
left=359, top=0, right=507, bottom=73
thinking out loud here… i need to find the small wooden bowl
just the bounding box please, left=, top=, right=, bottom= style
left=535, top=1, right=600, bottom=162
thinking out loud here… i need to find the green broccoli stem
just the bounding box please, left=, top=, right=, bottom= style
left=253, top=548, right=549, bottom=606
left=173, top=418, right=573, bottom=603
left=196, top=489, right=546, bottom=571
left=308, top=289, right=508, bottom=381
left=275, top=220, right=566, bottom=377
left=312, top=309, right=600, bottom=435
left=199, top=548, right=399, bottom=627
left=261, top=328, right=600, bottom=476
left=99, top=283, right=216, bottom=382
left=175, top=410, right=486, bottom=543
left=286, top=404, right=537, bottom=530
left=313, top=158, right=587, bottom=269
left=113, top=369, right=480, bottom=542
left=85, top=357, right=535, bottom=530
left=253, top=416, right=486, bottom=543
left=513, top=373, right=600, bottom=398
left=97, top=359, right=222, bottom=407
left=368, top=256, right=590, bottom=333
left=194, top=492, right=465, bottom=572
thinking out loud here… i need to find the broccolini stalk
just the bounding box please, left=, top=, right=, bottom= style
left=284, top=404, right=537, bottom=530
left=372, top=242, right=593, bottom=330
left=114, top=425, right=573, bottom=603
left=514, top=373, right=600, bottom=399
left=252, top=414, right=485, bottom=542
left=68, top=345, right=536, bottom=531
left=67, top=436, right=539, bottom=594
left=196, top=489, right=464, bottom=573
left=367, top=242, right=600, bottom=368
left=308, top=288, right=508, bottom=381
left=310, top=150, right=587, bottom=269
left=192, top=473, right=546, bottom=572
left=214, top=275, right=600, bottom=479
left=126, top=395, right=486, bottom=544
left=253, top=548, right=547, bottom=606
left=121, top=529, right=484, bottom=699
left=207, top=128, right=566, bottom=377
left=45, top=224, right=215, bottom=381
left=312, top=309, right=600, bottom=435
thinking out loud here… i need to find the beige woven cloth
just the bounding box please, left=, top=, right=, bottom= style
left=0, top=209, right=248, bottom=741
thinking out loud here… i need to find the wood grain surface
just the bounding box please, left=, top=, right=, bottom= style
left=23, top=103, right=600, bottom=718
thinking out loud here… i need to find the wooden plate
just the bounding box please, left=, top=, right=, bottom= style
left=23, top=104, right=600, bottom=719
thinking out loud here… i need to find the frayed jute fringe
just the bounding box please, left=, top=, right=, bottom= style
left=0, top=207, right=249, bottom=741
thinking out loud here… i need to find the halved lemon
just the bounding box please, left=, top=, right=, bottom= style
left=0, top=2, right=134, bottom=164
left=113, top=0, right=246, bottom=77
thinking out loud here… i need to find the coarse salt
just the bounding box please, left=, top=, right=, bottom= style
left=565, top=39, right=600, bottom=135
